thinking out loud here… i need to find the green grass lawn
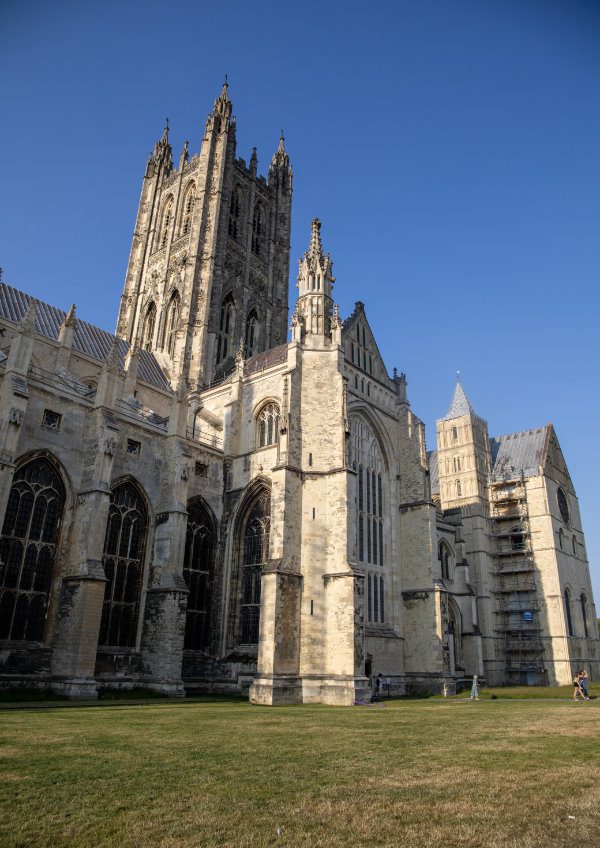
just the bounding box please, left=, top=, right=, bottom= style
left=1, top=695, right=600, bottom=848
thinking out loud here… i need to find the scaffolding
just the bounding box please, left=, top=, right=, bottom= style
left=490, top=471, right=546, bottom=685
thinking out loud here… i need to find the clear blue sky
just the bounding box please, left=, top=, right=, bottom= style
left=2, top=0, right=600, bottom=602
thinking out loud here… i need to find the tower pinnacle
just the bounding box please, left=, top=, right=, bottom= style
left=294, top=219, right=336, bottom=341
left=309, top=218, right=323, bottom=259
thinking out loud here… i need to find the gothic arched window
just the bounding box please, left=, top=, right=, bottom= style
left=163, top=291, right=180, bottom=357
left=142, top=302, right=156, bottom=352
left=439, top=541, right=452, bottom=581
left=564, top=588, right=574, bottom=637
left=580, top=593, right=589, bottom=638
left=251, top=204, right=264, bottom=255
left=351, top=416, right=385, bottom=567
left=180, top=182, right=195, bottom=236
left=159, top=196, right=174, bottom=248
left=228, top=186, right=242, bottom=239
left=572, top=536, right=577, bottom=557
left=239, top=491, right=271, bottom=645
left=257, top=402, right=280, bottom=448
left=456, top=480, right=462, bottom=498
left=183, top=500, right=215, bottom=651
left=0, top=457, right=66, bottom=642
left=98, top=482, right=148, bottom=648
left=245, top=309, right=259, bottom=358
left=216, top=295, right=235, bottom=363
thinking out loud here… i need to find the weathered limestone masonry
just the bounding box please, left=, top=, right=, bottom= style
left=0, top=83, right=597, bottom=700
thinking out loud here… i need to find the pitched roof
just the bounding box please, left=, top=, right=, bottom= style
left=443, top=379, right=474, bottom=420
left=243, top=343, right=288, bottom=377
left=0, top=283, right=170, bottom=391
left=490, top=427, right=548, bottom=480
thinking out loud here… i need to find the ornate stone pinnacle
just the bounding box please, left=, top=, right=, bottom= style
left=106, top=338, right=120, bottom=371
left=332, top=303, right=342, bottom=329
left=235, top=337, right=245, bottom=364
left=309, top=218, right=322, bottom=258
left=64, top=303, right=77, bottom=327
left=21, top=299, right=37, bottom=334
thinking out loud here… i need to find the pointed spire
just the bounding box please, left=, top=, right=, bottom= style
left=309, top=218, right=323, bottom=259
left=272, top=130, right=288, bottom=163
left=235, top=336, right=245, bottom=365
left=295, top=219, right=336, bottom=339
left=250, top=146, right=258, bottom=176
left=444, top=375, right=474, bottom=420
left=213, top=77, right=232, bottom=120
left=64, top=304, right=77, bottom=328
left=179, top=140, right=189, bottom=169
left=105, top=338, right=120, bottom=373
left=152, top=118, right=173, bottom=172
left=20, top=299, right=37, bottom=336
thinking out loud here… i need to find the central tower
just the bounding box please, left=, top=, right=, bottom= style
left=116, top=82, right=293, bottom=387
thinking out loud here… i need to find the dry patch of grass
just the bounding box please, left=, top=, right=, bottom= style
left=1, top=699, right=600, bottom=847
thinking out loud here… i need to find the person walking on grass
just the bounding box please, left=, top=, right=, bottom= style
left=470, top=674, right=480, bottom=700
left=577, top=670, right=590, bottom=701
left=573, top=671, right=586, bottom=701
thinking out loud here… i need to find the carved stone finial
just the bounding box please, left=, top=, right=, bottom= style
left=105, top=338, right=120, bottom=372
left=235, top=337, right=245, bottom=365
left=64, top=304, right=77, bottom=328
left=332, top=303, right=342, bottom=329
left=309, top=218, right=322, bottom=259
left=20, top=299, right=37, bottom=335
left=180, top=140, right=189, bottom=168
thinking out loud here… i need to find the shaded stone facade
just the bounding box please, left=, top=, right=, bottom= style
left=0, top=85, right=597, bottom=701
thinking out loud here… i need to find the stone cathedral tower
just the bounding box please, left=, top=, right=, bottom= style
left=116, top=82, right=293, bottom=387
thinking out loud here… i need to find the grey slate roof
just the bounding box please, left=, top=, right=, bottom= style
left=489, top=427, right=548, bottom=480
left=243, top=343, right=288, bottom=377
left=427, top=425, right=549, bottom=494
left=0, top=283, right=171, bottom=391
left=443, top=379, right=474, bottom=420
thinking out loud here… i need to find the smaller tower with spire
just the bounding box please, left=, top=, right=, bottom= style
left=294, top=219, right=336, bottom=345
left=435, top=374, right=492, bottom=508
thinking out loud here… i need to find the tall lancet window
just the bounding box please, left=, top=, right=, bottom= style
left=257, top=402, right=280, bottom=448
left=0, top=457, right=66, bottom=642
left=245, top=309, right=259, bottom=358
left=183, top=500, right=215, bottom=651
left=98, top=482, right=148, bottom=649
left=216, top=295, right=235, bottom=363
left=351, top=416, right=385, bottom=569
left=159, top=196, right=174, bottom=248
left=164, top=291, right=180, bottom=357
left=228, top=186, right=242, bottom=239
left=142, top=302, right=156, bottom=351
left=239, top=491, right=271, bottom=645
left=251, top=204, right=263, bottom=255
left=181, top=183, right=195, bottom=236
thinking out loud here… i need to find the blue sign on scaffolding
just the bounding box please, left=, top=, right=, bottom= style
left=522, top=610, right=533, bottom=622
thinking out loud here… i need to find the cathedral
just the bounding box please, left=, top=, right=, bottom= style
left=0, top=84, right=597, bottom=703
